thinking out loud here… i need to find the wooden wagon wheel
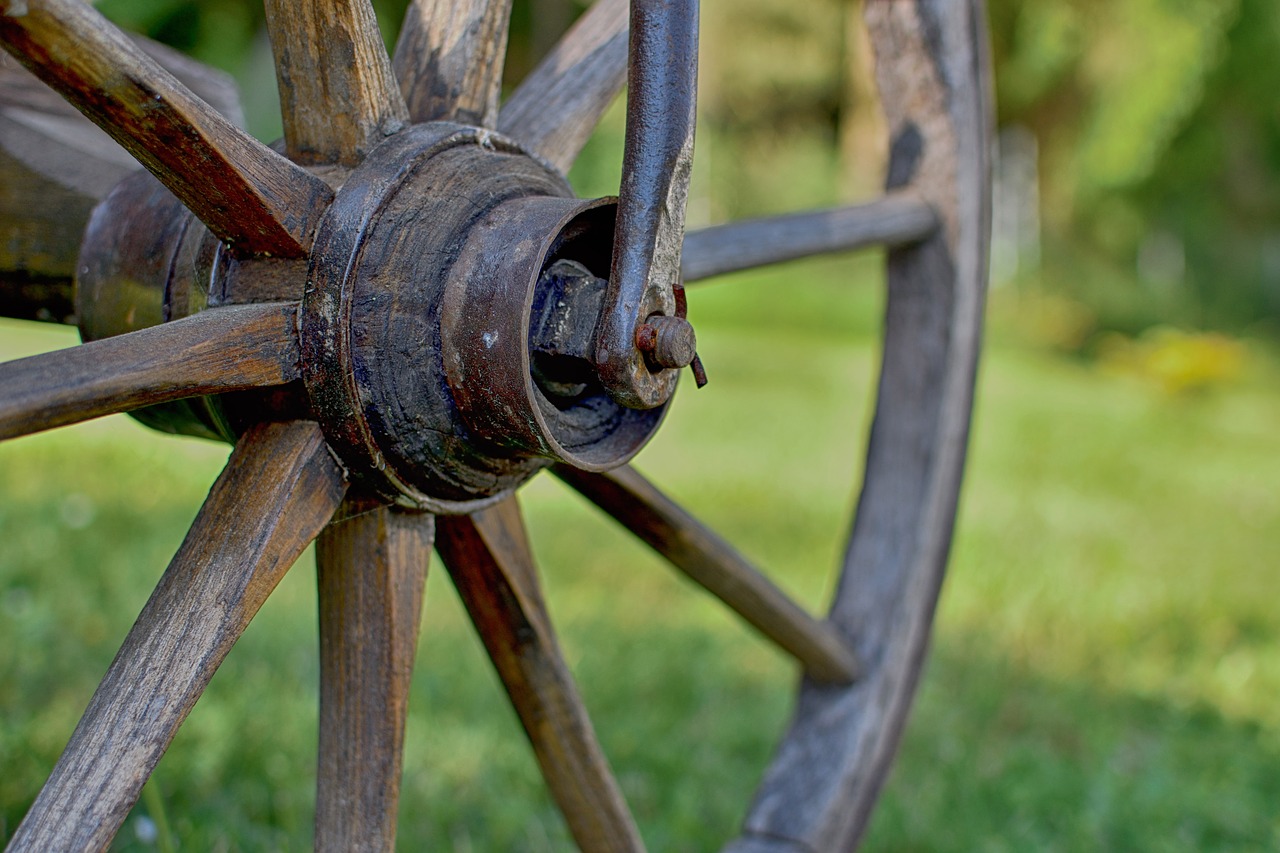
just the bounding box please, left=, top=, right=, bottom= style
left=0, top=0, right=990, bottom=849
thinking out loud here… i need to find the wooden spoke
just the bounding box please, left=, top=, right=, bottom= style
left=554, top=465, right=860, bottom=685
left=315, top=501, right=433, bottom=852
left=436, top=498, right=644, bottom=853
left=0, top=303, right=301, bottom=442
left=680, top=193, right=939, bottom=284
left=0, top=0, right=332, bottom=258
left=127, top=37, right=246, bottom=127
left=264, top=0, right=408, bottom=166
left=6, top=421, right=347, bottom=852
left=496, top=0, right=628, bottom=173
left=393, top=0, right=513, bottom=126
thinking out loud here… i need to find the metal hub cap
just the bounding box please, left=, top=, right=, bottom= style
left=78, top=122, right=671, bottom=513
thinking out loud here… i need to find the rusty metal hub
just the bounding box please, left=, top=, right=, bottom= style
left=77, top=122, right=671, bottom=513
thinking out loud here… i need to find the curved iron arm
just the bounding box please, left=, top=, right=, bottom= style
left=594, top=0, right=700, bottom=410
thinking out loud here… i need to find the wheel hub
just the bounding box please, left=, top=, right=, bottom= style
left=77, top=122, right=671, bottom=512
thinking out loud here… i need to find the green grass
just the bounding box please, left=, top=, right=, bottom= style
left=2, top=266, right=1279, bottom=850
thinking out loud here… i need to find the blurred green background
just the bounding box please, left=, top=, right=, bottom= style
left=3, top=0, right=1280, bottom=849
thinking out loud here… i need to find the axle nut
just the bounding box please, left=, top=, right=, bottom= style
left=636, top=316, right=697, bottom=370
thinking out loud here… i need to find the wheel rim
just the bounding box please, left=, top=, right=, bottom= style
left=0, top=0, right=991, bottom=849
left=729, top=1, right=993, bottom=848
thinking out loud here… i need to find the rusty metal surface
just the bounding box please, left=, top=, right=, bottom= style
left=594, top=0, right=699, bottom=410
left=635, top=315, right=695, bottom=370
left=299, top=122, right=667, bottom=512
left=300, top=123, right=536, bottom=512
left=529, top=259, right=607, bottom=399
left=444, top=194, right=667, bottom=473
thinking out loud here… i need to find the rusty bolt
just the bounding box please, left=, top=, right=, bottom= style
left=636, top=315, right=697, bottom=369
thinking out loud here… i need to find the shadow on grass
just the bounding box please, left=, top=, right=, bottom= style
left=5, top=585, right=1278, bottom=852
left=869, top=640, right=1280, bottom=852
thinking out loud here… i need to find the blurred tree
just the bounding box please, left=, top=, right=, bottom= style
left=1137, top=0, right=1280, bottom=331
left=991, top=0, right=1280, bottom=336
left=994, top=0, right=1235, bottom=223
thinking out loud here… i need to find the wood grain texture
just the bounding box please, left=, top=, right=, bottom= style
left=496, top=0, right=627, bottom=173
left=681, top=193, right=938, bottom=284
left=0, top=0, right=332, bottom=258
left=6, top=420, right=347, bottom=852
left=0, top=302, right=301, bottom=441
left=393, top=0, right=512, bottom=126
left=554, top=464, right=860, bottom=684
left=264, top=0, right=408, bottom=166
left=315, top=501, right=433, bottom=853
left=0, top=38, right=243, bottom=322
left=436, top=498, right=645, bottom=852
left=734, top=1, right=992, bottom=849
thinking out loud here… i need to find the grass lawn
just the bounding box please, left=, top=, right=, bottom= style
left=2, top=259, right=1278, bottom=851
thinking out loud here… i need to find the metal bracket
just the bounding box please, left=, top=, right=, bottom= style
left=594, top=0, right=701, bottom=410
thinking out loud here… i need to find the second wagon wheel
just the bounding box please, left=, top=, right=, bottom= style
left=0, top=0, right=990, bottom=849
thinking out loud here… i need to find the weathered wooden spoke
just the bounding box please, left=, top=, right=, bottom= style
left=681, top=193, right=939, bottom=284
left=554, top=464, right=860, bottom=684
left=264, top=0, right=408, bottom=166
left=497, top=0, right=628, bottom=172
left=5, top=421, right=347, bottom=852
left=393, top=0, right=513, bottom=126
left=0, top=0, right=331, bottom=258
left=436, top=498, right=645, bottom=852
left=315, top=501, right=433, bottom=852
left=0, top=303, right=299, bottom=441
